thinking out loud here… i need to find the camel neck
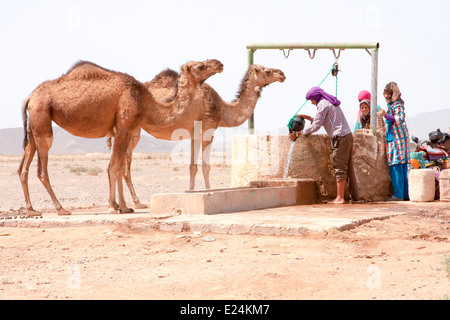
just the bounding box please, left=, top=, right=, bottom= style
left=220, top=79, right=260, bottom=127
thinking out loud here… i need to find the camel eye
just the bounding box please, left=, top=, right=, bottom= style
left=265, top=70, right=271, bottom=75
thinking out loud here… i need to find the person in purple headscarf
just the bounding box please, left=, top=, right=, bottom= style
left=305, top=86, right=342, bottom=106
left=289, top=87, right=353, bottom=204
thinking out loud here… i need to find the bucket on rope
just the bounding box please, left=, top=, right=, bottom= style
left=289, top=115, right=305, bottom=132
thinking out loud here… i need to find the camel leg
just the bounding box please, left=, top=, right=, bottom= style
left=108, top=131, right=134, bottom=214
left=201, top=130, right=215, bottom=190
left=18, top=132, right=40, bottom=216
left=34, top=130, right=71, bottom=216
left=123, top=128, right=147, bottom=209
left=107, top=162, right=120, bottom=211
left=189, top=136, right=201, bottom=191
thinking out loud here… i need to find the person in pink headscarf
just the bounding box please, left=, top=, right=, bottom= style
left=289, top=87, right=353, bottom=204
left=353, top=90, right=381, bottom=132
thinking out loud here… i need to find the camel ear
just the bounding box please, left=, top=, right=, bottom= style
left=253, top=68, right=259, bottom=79
left=183, top=65, right=191, bottom=72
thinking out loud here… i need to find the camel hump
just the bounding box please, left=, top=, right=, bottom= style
left=144, top=68, right=179, bottom=102
left=63, top=60, right=115, bottom=81
left=66, top=60, right=110, bottom=74
left=145, top=68, right=179, bottom=89
left=63, top=60, right=142, bottom=87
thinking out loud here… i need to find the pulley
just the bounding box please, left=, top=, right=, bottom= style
left=331, top=62, right=340, bottom=77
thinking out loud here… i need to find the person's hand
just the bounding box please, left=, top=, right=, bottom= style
left=289, top=132, right=296, bottom=140
left=378, top=108, right=386, bottom=117
left=289, top=131, right=301, bottom=140
left=298, top=114, right=312, bottom=122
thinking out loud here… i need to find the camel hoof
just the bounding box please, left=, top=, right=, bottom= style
left=57, top=209, right=72, bottom=216
left=27, top=210, right=42, bottom=217
left=121, top=207, right=134, bottom=214
left=107, top=206, right=134, bottom=214
left=134, top=202, right=148, bottom=209
left=108, top=207, right=121, bottom=214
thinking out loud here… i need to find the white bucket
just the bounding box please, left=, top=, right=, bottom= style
left=408, top=169, right=436, bottom=202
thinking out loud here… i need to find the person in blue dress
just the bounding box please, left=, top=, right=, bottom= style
left=378, top=82, right=410, bottom=200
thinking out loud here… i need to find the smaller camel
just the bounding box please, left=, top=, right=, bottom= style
left=149, top=64, right=286, bottom=190
left=18, top=59, right=223, bottom=216
left=115, top=64, right=285, bottom=207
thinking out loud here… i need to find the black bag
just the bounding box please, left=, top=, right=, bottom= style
left=429, top=129, right=443, bottom=144
left=438, top=132, right=449, bottom=144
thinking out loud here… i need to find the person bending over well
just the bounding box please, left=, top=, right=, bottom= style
left=289, top=87, right=353, bottom=204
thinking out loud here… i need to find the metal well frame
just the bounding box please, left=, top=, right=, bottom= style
left=246, top=42, right=380, bottom=135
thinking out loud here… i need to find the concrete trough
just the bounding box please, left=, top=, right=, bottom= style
left=150, top=179, right=318, bottom=215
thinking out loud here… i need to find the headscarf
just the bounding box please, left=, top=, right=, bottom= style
left=306, top=87, right=341, bottom=106
left=359, top=99, right=371, bottom=129
left=356, top=90, right=371, bottom=126
left=358, top=90, right=371, bottom=101
left=384, top=82, right=404, bottom=104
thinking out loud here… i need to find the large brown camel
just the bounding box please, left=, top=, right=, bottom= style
left=18, top=59, right=223, bottom=216
left=116, top=64, right=285, bottom=207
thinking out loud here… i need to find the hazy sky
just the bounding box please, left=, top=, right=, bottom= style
left=1, top=0, right=449, bottom=132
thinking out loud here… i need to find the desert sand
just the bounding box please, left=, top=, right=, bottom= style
left=0, top=153, right=449, bottom=300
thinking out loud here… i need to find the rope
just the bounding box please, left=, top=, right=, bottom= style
left=287, top=64, right=336, bottom=128
left=335, top=72, right=338, bottom=98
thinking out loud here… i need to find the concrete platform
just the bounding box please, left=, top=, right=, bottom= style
left=2, top=201, right=445, bottom=236
left=150, top=179, right=318, bottom=215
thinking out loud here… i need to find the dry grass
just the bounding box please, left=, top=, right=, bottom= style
left=66, top=164, right=103, bottom=176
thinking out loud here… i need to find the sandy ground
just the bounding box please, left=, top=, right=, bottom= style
left=0, top=153, right=449, bottom=300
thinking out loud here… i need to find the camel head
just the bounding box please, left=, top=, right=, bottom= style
left=181, top=59, right=224, bottom=84
left=250, top=64, right=286, bottom=89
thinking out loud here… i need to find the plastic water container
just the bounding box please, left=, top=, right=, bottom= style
left=439, top=170, right=450, bottom=202
left=408, top=169, right=436, bottom=202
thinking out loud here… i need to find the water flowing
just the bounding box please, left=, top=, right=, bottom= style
left=283, top=140, right=296, bottom=179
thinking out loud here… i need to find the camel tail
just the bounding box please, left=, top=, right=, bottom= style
left=22, top=98, right=30, bottom=150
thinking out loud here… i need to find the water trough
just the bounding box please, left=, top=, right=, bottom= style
left=150, top=179, right=317, bottom=215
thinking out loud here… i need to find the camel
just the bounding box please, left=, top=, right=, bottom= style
left=18, top=59, right=224, bottom=216
left=115, top=64, right=285, bottom=207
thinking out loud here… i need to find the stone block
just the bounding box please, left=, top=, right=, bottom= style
left=249, top=179, right=318, bottom=205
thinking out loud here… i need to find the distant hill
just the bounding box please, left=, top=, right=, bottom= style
left=0, top=108, right=448, bottom=155
left=0, top=126, right=178, bottom=155
left=405, top=108, right=450, bottom=141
